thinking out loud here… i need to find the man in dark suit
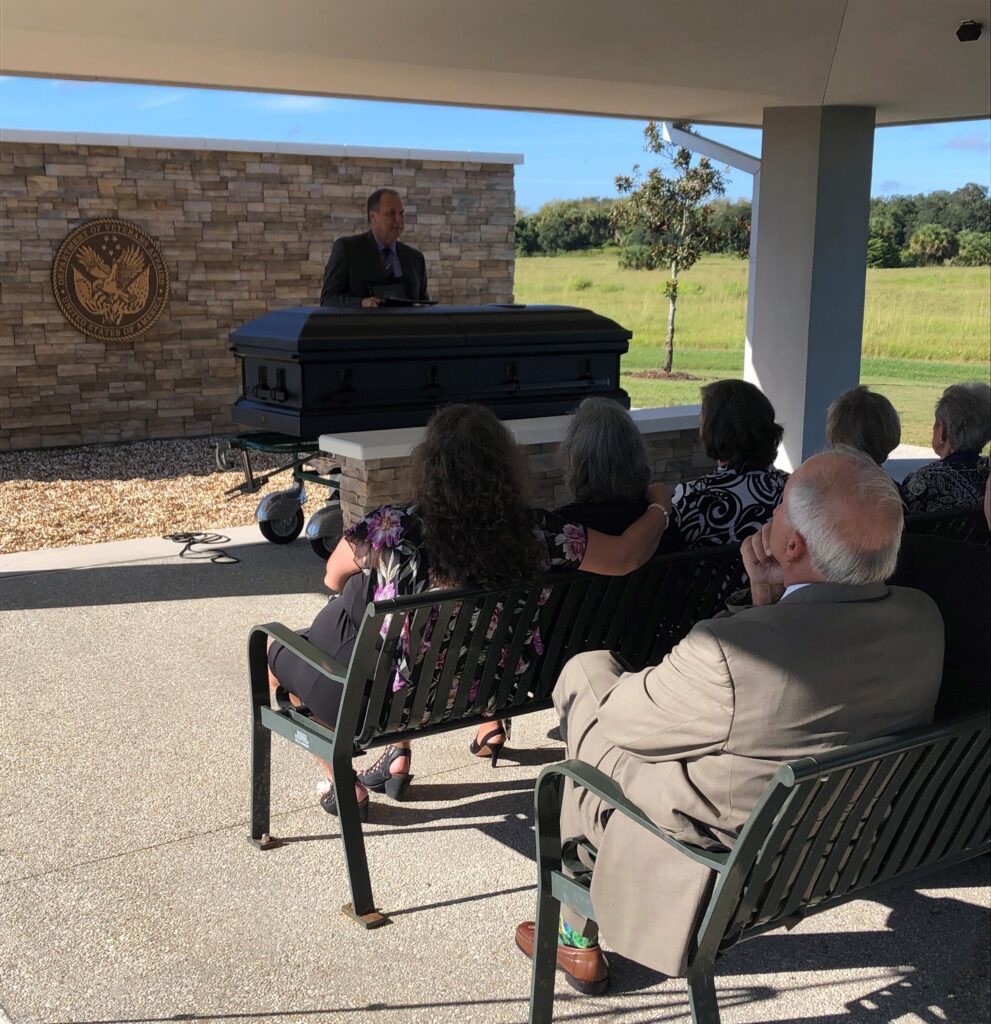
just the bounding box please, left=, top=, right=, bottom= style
left=320, top=188, right=430, bottom=308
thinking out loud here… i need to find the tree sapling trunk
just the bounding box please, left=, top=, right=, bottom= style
left=664, top=261, right=678, bottom=373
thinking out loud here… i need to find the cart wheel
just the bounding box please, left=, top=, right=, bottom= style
left=310, top=536, right=337, bottom=560
left=259, top=510, right=304, bottom=544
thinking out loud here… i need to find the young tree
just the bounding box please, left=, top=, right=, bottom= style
left=613, top=122, right=727, bottom=372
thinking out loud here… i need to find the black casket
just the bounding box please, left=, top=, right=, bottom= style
left=229, top=304, right=631, bottom=437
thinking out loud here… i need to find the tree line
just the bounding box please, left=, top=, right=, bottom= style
left=516, top=184, right=991, bottom=267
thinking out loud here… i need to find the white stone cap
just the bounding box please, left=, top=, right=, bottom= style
left=0, top=128, right=524, bottom=164
left=320, top=405, right=701, bottom=460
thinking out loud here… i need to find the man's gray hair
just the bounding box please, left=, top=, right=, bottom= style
left=826, top=385, right=901, bottom=465
left=785, top=447, right=903, bottom=585
left=561, top=397, right=651, bottom=503
left=934, top=381, right=991, bottom=454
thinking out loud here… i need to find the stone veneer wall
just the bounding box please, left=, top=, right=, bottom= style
left=335, top=428, right=712, bottom=527
left=0, top=132, right=519, bottom=451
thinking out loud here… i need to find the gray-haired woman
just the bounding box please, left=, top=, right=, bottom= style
left=900, top=381, right=991, bottom=513
left=554, top=397, right=651, bottom=534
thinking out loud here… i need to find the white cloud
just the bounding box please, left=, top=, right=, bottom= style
left=137, top=91, right=189, bottom=110
left=942, top=131, right=990, bottom=153
left=247, top=95, right=340, bottom=112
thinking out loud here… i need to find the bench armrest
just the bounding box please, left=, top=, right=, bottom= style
left=535, top=759, right=730, bottom=871
left=249, top=621, right=350, bottom=685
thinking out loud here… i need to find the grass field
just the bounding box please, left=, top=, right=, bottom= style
left=515, top=252, right=991, bottom=447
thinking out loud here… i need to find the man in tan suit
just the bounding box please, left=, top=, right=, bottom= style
left=515, top=448, right=944, bottom=990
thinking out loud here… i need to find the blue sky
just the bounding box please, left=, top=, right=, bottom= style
left=1, top=76, right=989, bottom=210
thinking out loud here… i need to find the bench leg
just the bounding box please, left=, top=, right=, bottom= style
left=335, top=757, right=388, bottom=928
left=529, top=769, right=566, bottom=1023
left=248, top=639, right=276, bottom=849
left=687, top=960, right=720, bottom=1024
left=528, top=886, right=560, bottom=1023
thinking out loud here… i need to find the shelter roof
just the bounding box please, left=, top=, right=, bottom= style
left=3, top=0, right=989, bottom=127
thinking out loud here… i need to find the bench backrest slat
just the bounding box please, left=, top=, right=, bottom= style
left=904, top=504, right=989, bottom=546
left=853, top=738, right=956, bottom=890
left=344, top=546, right=742, bottom=747
left=703, top=717, right=990, bottom=956
left=927, top=742, right=990, bottom=862
left=493, top=586, right=548, bottom=709
left=778, top=761, right=881, bottom=922
left=882, top=729, right=986, bottom=879
left=762, top=767, right=863, bottom=924
left=467, top=584, right=527, bottom=717
left=534, top=579, right=591, bottom=687
left=452, top=592, right=504, bottom=719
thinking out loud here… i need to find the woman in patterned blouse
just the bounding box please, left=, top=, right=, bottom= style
left=662, top=379, right=788, bottom=552
left=266, top=404, right=672, bottom=819
left=900, top=381, right=991, bottom=514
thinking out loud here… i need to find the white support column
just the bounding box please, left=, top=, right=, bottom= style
left=745, top=106, right=875, bottom=470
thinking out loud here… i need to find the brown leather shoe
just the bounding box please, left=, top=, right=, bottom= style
left=515, top=920, right=609, bottom=995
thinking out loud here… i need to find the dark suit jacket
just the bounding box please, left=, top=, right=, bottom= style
left=320, top=230, right=429, bottom=307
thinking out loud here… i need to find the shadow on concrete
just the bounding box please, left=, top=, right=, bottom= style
left=0, top=540, right=325, bottom=610
left=272, top=777, right=542, bottom=863
left=486, top=745, right=566, bottom=768
left=46, top=985, right=770, bottom=1024
left=713, top=865, right=990, bottom=1024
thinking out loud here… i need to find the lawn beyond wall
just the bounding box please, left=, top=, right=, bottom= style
left=0, top=131, right=519, bottom=451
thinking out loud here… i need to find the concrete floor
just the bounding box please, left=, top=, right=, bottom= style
left=1, top=527, right=988, bottom=1024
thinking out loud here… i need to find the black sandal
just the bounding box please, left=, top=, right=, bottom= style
left=469, top=722, right=507, bottom=768
left=357, top=745, right=413, bottom=800
left=318, top=782, right=370, bottom=822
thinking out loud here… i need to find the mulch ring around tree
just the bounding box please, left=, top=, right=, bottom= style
left=627, top=370, right=702, bottom=381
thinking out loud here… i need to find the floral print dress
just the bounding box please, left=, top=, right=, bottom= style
left=345, top=502, right=587, bottom=723
left=900, top=453, right=990, bottom=514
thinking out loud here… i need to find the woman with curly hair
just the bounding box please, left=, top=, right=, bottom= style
left=267, top=403, right=672, bottom=819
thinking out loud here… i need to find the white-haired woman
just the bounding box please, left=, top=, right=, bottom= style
left=900, top=381, right=991, bottom=513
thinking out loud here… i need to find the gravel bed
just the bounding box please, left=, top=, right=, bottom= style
left=0, top=437, right=328, bottom=554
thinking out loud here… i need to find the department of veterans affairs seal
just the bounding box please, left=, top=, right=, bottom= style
left=52, top=218, right=169, bottom=341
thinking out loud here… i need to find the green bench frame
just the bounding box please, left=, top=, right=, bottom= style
left=905, top=503, right=989, bottom=546
left=247, top=544, right=743, bottom=926
left=527, top=713, right=991, bottom=1023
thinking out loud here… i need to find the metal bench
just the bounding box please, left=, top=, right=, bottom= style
left=527, top=713, right=991, bottom=1024
left=246, top=544, right=743, bottom=925
left=905, top=504, right=989, bottom=546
